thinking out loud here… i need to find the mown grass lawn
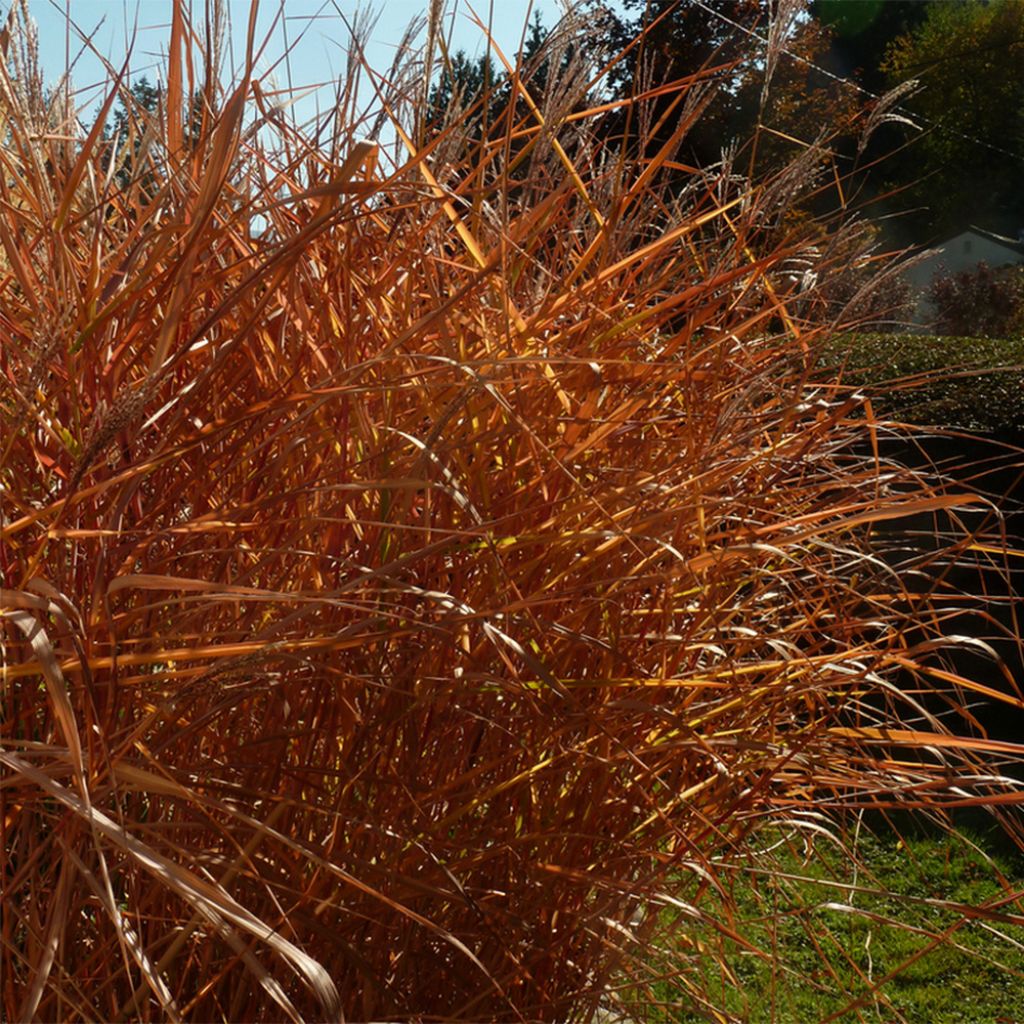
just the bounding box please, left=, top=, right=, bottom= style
left=648, top=823, right=1024, bottom=1023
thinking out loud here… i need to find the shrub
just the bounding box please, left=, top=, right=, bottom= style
left=2, top=4, right=1023, bottom=1022
left=928, top=260, right=1024, bottom=339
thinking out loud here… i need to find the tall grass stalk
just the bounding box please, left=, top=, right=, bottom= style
left=1, top=3, right=1022, bottom=1020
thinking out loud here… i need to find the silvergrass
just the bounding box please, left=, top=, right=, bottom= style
left=1, top=3, right=1022, bottom=1021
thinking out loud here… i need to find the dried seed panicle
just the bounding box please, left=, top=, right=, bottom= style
left=71, top=378, right=154, bottom=489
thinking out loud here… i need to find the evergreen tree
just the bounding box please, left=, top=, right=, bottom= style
left=102, top=77, right=161, bottom=192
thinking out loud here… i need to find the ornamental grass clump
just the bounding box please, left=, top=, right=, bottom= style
left=2, top=3, right=1023, bottom=1021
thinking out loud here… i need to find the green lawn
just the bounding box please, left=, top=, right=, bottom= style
left=636, top=822, right=1024, bottom=1023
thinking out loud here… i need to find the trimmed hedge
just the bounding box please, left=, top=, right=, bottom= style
left=823, top=333, right=1024, bottom=435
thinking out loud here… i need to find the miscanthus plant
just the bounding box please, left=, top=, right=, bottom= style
left=2, top=2, right=1023, bottom=1021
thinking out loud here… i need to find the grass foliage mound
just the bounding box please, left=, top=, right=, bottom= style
left=2, top=4, right=1024, bottom=1021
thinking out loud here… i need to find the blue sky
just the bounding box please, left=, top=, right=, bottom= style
left=31, top=1, right=580, bottom=119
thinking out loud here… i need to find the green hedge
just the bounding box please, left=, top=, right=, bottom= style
left=822, top=333, right=1024, bottom=434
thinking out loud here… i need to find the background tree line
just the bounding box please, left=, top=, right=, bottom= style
left=427, top=0, right=1024, bottom=246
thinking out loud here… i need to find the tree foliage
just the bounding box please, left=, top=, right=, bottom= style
left=102, top=77, right=160, bottom=190
left=426, top=0, right=1024, bottom=244
left=425, top=12, right=558, bottom=141
left=602, top=0, right=863, bottom=183
left=880, top=0, right=1024, bottom=238
left=101, top=76, right=205, bottom=195
left=426, top=50, right=499, bottom=137
left=812, top=0, right=930, bottom=93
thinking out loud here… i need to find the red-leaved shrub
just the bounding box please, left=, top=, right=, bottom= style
left=929, top=260, right=1024, bottom=338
